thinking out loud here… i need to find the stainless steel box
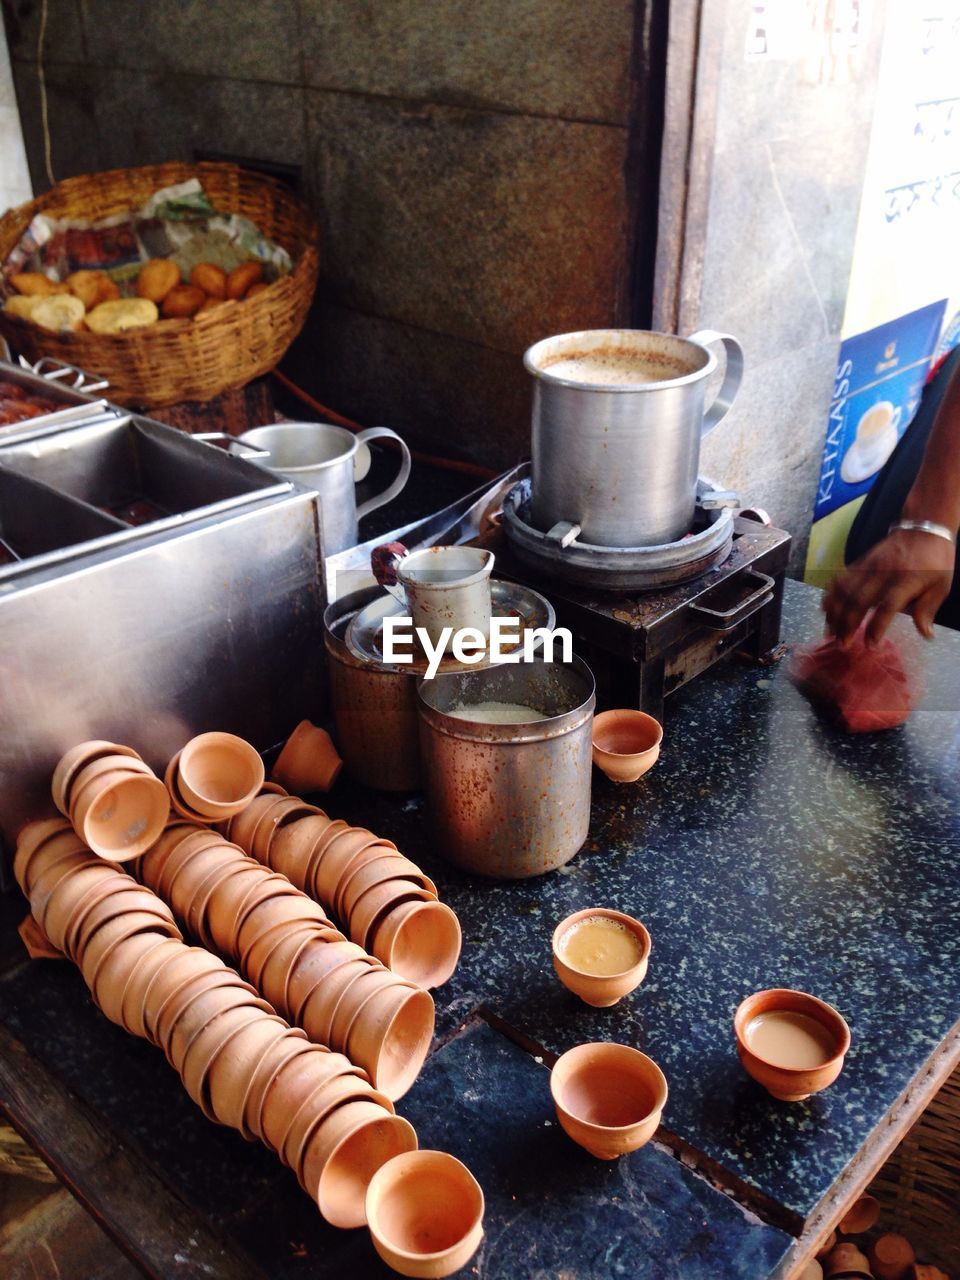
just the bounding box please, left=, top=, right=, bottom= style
left=0, top=407, right=326, bottom=857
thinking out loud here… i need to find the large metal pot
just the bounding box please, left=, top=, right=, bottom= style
left=239, top=421, right=411, bottom=556
left=524, top=328, right=743, bottom=547
left=324, top=588, right=423, bottom=791
left=416, top=656, right=595, bottom=879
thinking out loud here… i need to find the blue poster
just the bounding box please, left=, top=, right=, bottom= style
left=814, top=300, right=946, bottom=521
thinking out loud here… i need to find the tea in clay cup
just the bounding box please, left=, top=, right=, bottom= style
left=591, top=709, right=663, bottom=783
left=365, top=1150, right=484, bottom=1279
left=550, top=1042, right=667, bottom=1159
left=552, top=908, right=651, bottom=1007
left=300, top=1100, right=417, bottom=1229
left=733, top=988, right=850, bottom=1102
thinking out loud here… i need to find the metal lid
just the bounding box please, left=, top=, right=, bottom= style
left=344, top=579, right=556, bottom=675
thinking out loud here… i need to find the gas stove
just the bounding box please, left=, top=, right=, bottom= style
left=491, top=485, right=791, bottom=719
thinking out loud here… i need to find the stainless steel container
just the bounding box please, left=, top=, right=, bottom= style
left=0, top=410, right=325, bottom=858
left=238, top=421, right=411, bottom=556
left=416, top=656, right=595, bottom=879
left=524, top=328, right=743, bottom=547
left=324, top=588, right=423, bottom=792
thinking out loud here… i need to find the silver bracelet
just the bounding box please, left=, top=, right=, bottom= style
left=888, top=519, right=957, bottom=546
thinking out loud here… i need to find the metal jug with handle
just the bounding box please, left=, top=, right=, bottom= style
left=237, top=421, right=412, bottom=556
left=524, top=328, right=743, bottom=547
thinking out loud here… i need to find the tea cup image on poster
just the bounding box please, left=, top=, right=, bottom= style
left=840, top=401, right=901, bottom=484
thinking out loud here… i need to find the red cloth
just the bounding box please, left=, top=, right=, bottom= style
left=790, top=626, right=918, bottom=732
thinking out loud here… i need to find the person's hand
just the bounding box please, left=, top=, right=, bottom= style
left=822, top=528, right=955, bottom=646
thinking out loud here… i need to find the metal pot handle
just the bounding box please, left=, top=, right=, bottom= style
left=355, top=427, right=412, bottom=520
left=193, top=432, right=270, bottom=459
left=371, top=541, right=410, bottom=606
left=687, top=330, right=743, bottom=438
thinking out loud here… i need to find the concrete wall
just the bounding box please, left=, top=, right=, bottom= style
left=691, top=0, right=885, bottom=570
left=0, top=17, right=30, bottom=213
left=2, top=0, right=654, bottom=468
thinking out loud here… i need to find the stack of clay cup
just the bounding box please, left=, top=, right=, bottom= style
left=136, top=817, right=436, bottom=1100
left=165, top=732, right=265, bottom=825
left=14, top=819, right=417, bottom=1228
left=225, top=789, right=461, bottom=990
left=52, top=740, right=170, bottom=860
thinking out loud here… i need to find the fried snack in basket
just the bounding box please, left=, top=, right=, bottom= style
left=4, top=295, right=40, bottom=321
left=161, top=285, right=206, bottom=319
left=136, top=258, right=180, bottom=304
left=86, top=297, right=159, bottom=334
left=67, top=270, right=118, bottom=310
left=190, top=262, right=227, bottom=299
left=31, top=294, right=86, bottom=333
left=227, top=261, right=263, bottom=299
left=10, top=271, right=70, bottom=297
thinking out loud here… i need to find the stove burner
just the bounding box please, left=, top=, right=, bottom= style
left=502, top=476, right=737, bottom=591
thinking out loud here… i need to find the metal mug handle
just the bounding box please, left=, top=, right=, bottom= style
left=371, top=540, right=410, bottom=606
left=355, top=427, right=412, bottom=520
left=193, top=432, right=271, bottom=459
left=687, top=330, right=743, bottom=438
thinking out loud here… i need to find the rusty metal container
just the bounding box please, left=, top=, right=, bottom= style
left=416, top=656, right=595, bottom=879
left=323, top=588, right=423, bottom=792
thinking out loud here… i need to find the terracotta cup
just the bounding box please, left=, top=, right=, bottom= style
left=206, top=1015, right=291, bottom=1129
left=300, top=957, right=380, bottom=1046
left=80, top=911, right=181, bottom=996
left=550, top=1042, right=668, bottom=1159
left=65, top=886, right=174, bottom=958
left=230, top=793, right=294, bottom=853
left=329, top=966, right=406, bottom=1047
left=17, top=914, right=63, bottom=961
left=733, top=989, right=851, bottom=1102
left=72, top=769, right=170, bottom=861
left=239, top=1029, right=311, bottom=1143
left=591, top=709, right=663, bottom=783
left=68, top=754, right=156, bottom=817
left=287, top=939, right=371, bottom=1023
left=552, top=908, right=652, bottom=1008
left=257, top=925, right=333, bottom=1009
left=369, top=900, right=462, bottom=990
left=13, top=819, right=78, bottom=893
left=180, top=1006, right=278, bottom=1116
left=838, top=1193, right=880, bottom=1235
left=269, top=814, right=336, bottom=883
left=140, top=947, right=228, bottom=1043
left=823, top=1244, right=873, bottom=1278
left=138, top=822, right=208, bottom=886
left=120, top=936, right=184, bottom=1038
left=280, top=1074, right=394, bottom=1173
left=350, top=881, right=435, bottom=952
left=300, top=1100, right=418, bottom=1229
left=164, top=977, right=270, bottom=1070
left=61, top=875, right=147, bottom=960
left=93, top=931, right=169, bottom=1025
left=51, top=740, right=143, bottom=816
left=338, top=854, right=438, bottom=919
left=345, top=982, right=435, bottom=1102
left=242, top=919, right=320, bottom=989
left=272, top=719, right=343, bottom=794
left=871, top=1235, right=915, bottom=1280
left=251, top=798, right=323, bottom=863
left=311, top=828, right=382, bottom=903
left=259, top=1047, right=364, bottom=1155
left=36, top=862, right=124, bottom=946
left=365, top=1150, right=485, bottom=1279
left=177, top=732, right=266, bottom=819
left=164, top=753, right=221, bottom=824
left=153, top=829, right=227, bottom=902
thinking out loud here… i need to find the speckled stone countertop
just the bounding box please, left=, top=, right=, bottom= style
left=1, top=575, right=957, bottom=1278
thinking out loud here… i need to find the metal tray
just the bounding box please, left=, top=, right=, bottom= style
left=0, top=413, right=289, bottom=538
left=0, top=466, right=126, bottom=567
left=0, top=355, right=115, bottom=442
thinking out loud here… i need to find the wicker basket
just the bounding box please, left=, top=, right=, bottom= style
left=0, top=161, right=319, bottom=407
left=869, top=1063, right=960, bottom=1271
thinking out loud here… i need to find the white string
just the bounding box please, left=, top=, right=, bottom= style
left=37, top=0, right=55, bottom=186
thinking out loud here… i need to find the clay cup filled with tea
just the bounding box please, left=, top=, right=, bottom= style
left=524, top=327, right=743, bottom=547
left=734, top=988, right=851, bottom=1102
left=552, top=908, right=651, bottom=1006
